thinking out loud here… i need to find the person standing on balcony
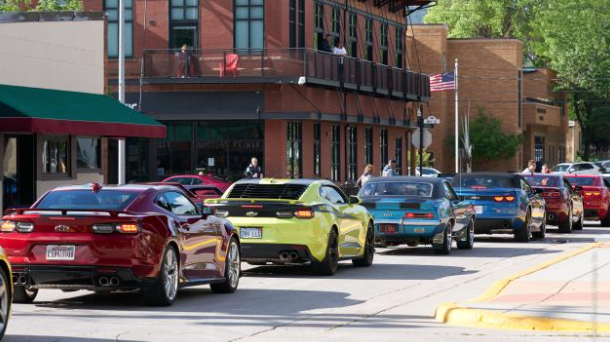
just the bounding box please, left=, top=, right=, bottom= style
left=320, top=34, right=333, bottom=53
left=175, top=44, right=195, bottom=78
left=333, top=40, right=347, bottom=81
left=245, top=157, right=264, bottom=179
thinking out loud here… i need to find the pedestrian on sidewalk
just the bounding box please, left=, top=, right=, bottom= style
left=245, top=157, right=263, bottom=179
left=541, top=164, right=552, bottom=174
left=382, top=160, right=398, bottom=177
left=522, top=160, right=536, bottom=175
left=356, top=164, right=374, bottom=187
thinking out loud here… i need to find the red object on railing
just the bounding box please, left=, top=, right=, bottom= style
left=220, top=53, right=239, bottom=77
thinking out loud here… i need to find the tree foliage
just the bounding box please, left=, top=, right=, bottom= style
left=0, top=0, right=82, bottom=12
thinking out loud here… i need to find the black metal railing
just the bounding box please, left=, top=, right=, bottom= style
left=141, top=48, right=430, bottom=100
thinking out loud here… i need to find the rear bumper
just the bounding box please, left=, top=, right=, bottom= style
left=11, top=265, right=155, bottom=291
left=374, top=221, right=445, bottom=242
left=583, top=203, right=609, bottom=220
left=474, top=217, right=524, bottom=233
left=545, top=204, right=570, bottom=224
left=241, top=243, right=313, bottom=263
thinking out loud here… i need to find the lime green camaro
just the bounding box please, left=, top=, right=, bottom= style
left=205, top=179, right=374, bottom=275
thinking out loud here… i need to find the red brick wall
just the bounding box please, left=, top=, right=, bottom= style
left=264, top=120, right=286, bottom=178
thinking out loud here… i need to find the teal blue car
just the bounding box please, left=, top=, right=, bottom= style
left=358, top=177, right=476, bottom=254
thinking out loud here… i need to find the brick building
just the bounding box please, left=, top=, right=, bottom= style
left=82, top=0, right=432, bottom=183
left=408, top=24, right=569, bottom=172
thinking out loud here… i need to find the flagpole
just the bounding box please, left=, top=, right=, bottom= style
left=455, top=59, right=459, bottom=174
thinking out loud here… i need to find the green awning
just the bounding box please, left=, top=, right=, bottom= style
left=0, top=84, right=166, bottom=138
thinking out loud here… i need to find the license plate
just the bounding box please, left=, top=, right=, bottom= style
left=46, top=245, right=76, bottom=261
left=475, top=206, right=483, bottom=214
left=240, top=227, right=262, bottom=239
left=379, top=224, right=398, bottom=233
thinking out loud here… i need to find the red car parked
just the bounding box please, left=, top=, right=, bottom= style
left=564, top=175, right=610, bottom=226
left=0, top=183, right=241, bottom=306
left=163, top=174, right=231, bottom=192
left=524, top=174, right=584, bottom=233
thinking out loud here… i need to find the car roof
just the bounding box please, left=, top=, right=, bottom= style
left=51, top=184, right=186, bottom=193
left=366, top=176, right=445, bottom=184
left=232, top=178, right=334, bottom=186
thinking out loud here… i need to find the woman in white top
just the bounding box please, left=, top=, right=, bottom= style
left=357, top=164, right=375, bottom=188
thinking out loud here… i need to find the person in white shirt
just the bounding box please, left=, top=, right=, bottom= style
left=333, top=41, right=347, bottom=81
left=522, top=159, right=536, bottom=175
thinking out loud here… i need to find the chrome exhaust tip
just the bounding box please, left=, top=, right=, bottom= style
left=109, top=277, right=120, bottom=287
left=18, top=275, right=27, bottom=286
left=289, top=252, right=298, bottom=260
left=99, top=277, right=109, bottom=287
left=279, top=252, right=291, bottom=262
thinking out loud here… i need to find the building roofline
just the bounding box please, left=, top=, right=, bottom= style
left=448, top=37, right=524, bottom=44
left=0, top=11, right=104, bottom=23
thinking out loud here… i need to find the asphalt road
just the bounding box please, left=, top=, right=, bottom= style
left=4, top=223, right=610, bottom=342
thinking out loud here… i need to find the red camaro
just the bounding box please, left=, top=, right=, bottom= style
left=163, top=174, right=231, bottom=192
left=0, top=183, right=241, bottom=306
left=524, top=174, right=584, bottom=233
left=564, top=175, right=610, bottom=226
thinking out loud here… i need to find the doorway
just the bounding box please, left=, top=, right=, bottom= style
left=170, top=26, right=198, bottom=49
left=3, top=135, right=36, bottom=210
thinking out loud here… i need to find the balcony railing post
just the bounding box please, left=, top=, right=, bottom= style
left=304, top=49, right=308, bottom=78
left=261, top=49, right=265, bottom=77
left=223, top=51, right=227, bottom=78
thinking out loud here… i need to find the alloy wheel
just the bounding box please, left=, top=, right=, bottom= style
left=0, top=271, right=8, bottom=333
left=164, top=249, right=179, bottom=301
left=227, top=241, right=240, bottom=289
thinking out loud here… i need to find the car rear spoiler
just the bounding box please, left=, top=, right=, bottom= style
left=3, top=208, right=137, bottom=218
left=205, top=198, right=305, bottom=206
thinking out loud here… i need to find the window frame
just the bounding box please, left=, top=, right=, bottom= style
left=234, top=0, right=265, bottom=50
left=331, top=124, right=341, bottom=182
left=104, top=0, right=134, bottom=58
left=380, top=22, right=389, bottom=65
left=395, top=26, right=404, bottom=68
left=313, top=123, right=321, bottom=177
left=76, top=136, right=102, bottom=173
left=40, top=135, right=72, bottom=180
left=286, top=122, right=303, bottom=179
left=364, top=127, right=373, bottom=165
left=161, top=191, right=200, bottom=216
left=346, top=125, right=358, bottom=181
left=365, top=18, right=374, bottom=62
left=348, top=12, right=358, bottom=58
left=169, top=0, right=199, bottom=49
left=289, top=0, right=296, bottom=48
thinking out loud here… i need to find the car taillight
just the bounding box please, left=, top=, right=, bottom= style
left=0, top=221, right=34, bottom=233
left=493, top=196, right=515, bottom=202
left=92, top=223, right=140, bottom=234
left=294, top=209, right=314, bottom=219
left=116, top=224, right=140, bottom=234
left=542, top=191, right=560, bottom=198
left=404, top=212, right=434, bottom=219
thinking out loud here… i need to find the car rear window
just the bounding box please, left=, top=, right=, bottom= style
left=451, top=175, right=518, bottom=189
left=564, top=177, right=598, bottom=186
left=359, top=181, right=434, bottom=197
left=36, top=190, right=140, bottom=210
left=227, top=183, right=307, bottom=200
left=523, top=175, right=560, bottom=187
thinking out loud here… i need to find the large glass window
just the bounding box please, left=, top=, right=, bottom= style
left=157, top=122, right=193, bottom=179
left=76, top=138, right=100, bottom=170
left=314, top=123, right=321, bottom=177
left=331, top=125, right=341, bottom=182
left=170, top=0, right=198, bottom=49
left=235, top=0, right=264, bottom=50
left=348, top=13, right=358, bottom=58
left=289, top=0, right=296, bottom=48
left=314, top=3, right=324, bottom=50
left=298, top=0, right=305, bottom=47
left=331, top=7, right=340, bottom=45
left=395, top=26, right=404, bottom=68
left=380, top=129, right=388, bottom=167
left=364, top=127, right=373, bottom=165
left=380, top=23, right=388, bottom=65
left=42, top=137, right=70, bottom=175
left=395, top=137, right=403, bottom=175
left=127, top=138, right=150, bottom=183
left=105, top=0, right=133, bottom=58
left=534, top=136, right=545, bottom=163
left=365, top=18, right=374, bottom=61
left=287, top=122, right=302, bottom=179
left=346, top=126, right=357, bottom=181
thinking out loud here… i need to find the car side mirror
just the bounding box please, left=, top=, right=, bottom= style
left=349, top=195, right=361, bottom=205
left=198, top=203, right=213, bottom=216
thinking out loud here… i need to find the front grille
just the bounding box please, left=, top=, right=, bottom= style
left=227, top=184, right=308, bottom=200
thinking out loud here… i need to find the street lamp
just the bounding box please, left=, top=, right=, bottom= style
left=417, top=106, right=424, bottom=177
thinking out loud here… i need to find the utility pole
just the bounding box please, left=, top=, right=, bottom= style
left=117, top=0, right=126, bottom=185
left=417, top=106, right=424, bottom=176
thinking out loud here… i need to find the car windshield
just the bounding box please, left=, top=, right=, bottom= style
left=451, top=175, right=516, bottom=189
left=552, top=164, right=570, bottom=172
left=359, top=181, right=434, bottom=197
left=564, top=177, right=597, bottom=186
left=523, top=175, right=560, bottom=187
left=36, top=190, right=140, bottom=210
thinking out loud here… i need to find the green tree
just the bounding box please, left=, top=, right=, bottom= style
left=0, top=0, right=82, bottom=11
left=531, top=0, right=610, bottom=160
left=0, top=0, right=31, bottom=11
left=424, top=0, right=545, bottom=65
left=447, top=107, right=523, bottom=164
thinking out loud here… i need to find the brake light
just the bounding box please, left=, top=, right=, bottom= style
left=504, top=196, right=515, bottom=202
left=294, top=209, right=314, bottom=219
left=0, top=221, right=34, bottom=233
left=493, top=196, right=505, bottom=202
left=493, top=196, right=515, bottom=202
left=242, top=205, right=263, bottom=209
left=404, top=212, right=434, bottom=219
left=116, top=224, right=139, bottom=234
left=584, top=192, right=601, bottom=197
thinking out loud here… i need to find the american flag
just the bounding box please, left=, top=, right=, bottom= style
left=430, top=71, right=456, bottom=92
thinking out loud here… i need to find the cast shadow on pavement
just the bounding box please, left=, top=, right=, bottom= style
left=4, top=336, right=145, bottom=342
left=377, top=244, right=560, bottom=258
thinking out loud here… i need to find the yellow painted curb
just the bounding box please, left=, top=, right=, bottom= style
left=435, top=303, right=610, bottom=332
left=435, top=242, right=606, bottom=332
left=472, top=242, right=603, bottom=302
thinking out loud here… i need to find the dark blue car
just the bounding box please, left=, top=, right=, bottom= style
left=451, top=173, right=546, bottom=242
left=358, top=177, right=476, bottom=255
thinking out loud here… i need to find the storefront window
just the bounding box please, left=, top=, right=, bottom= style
left=286, top=122, right=302, bottom=179
left=380, top=128, right=388, bottom=166
left=331, top=125, right=340, bottom=182
left=127, top=138, right=149, bottom=183
left=346, top=125, right=357, bottom=181
left=364, top=127, right=373, bottom=165
left=157, top=122, right=193, bottom=179
left=76, top=138, right=101, bottom=170
left=42, top=137, right=69, bottom=175
left=313, top=123, right=321, bottom=177
left=395, top=137, right=403, bottom=175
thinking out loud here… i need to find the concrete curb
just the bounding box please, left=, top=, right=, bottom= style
left=435, top=242, right=607, bottom=332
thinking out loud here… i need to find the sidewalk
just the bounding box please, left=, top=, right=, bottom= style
left=436, top=242, right=610, bottom=333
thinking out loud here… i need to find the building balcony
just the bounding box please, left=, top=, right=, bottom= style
left=141, top=48, right=430, bottom=102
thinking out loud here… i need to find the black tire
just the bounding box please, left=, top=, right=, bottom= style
left=143, top=246, right=179, bottom=306
left=433, top=222, right=452, bottom=255
left=0, top=267, right=11, bottom=340
left=515, top=210, right=532, bottom=242
left=13, top=285, right=37, bottom=304
left=211, top=238, right=241, bottom=294
left=353, top=221, right=375, bottom=267
left=457, top=220, right=475, bottom=249
left=312, top=228, right=339, bottom=276
left=533, top=213, right=547, bottom=239
left=558, top=207, right=573, bottom=233
left=573, top=210, right=584, bottom=231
